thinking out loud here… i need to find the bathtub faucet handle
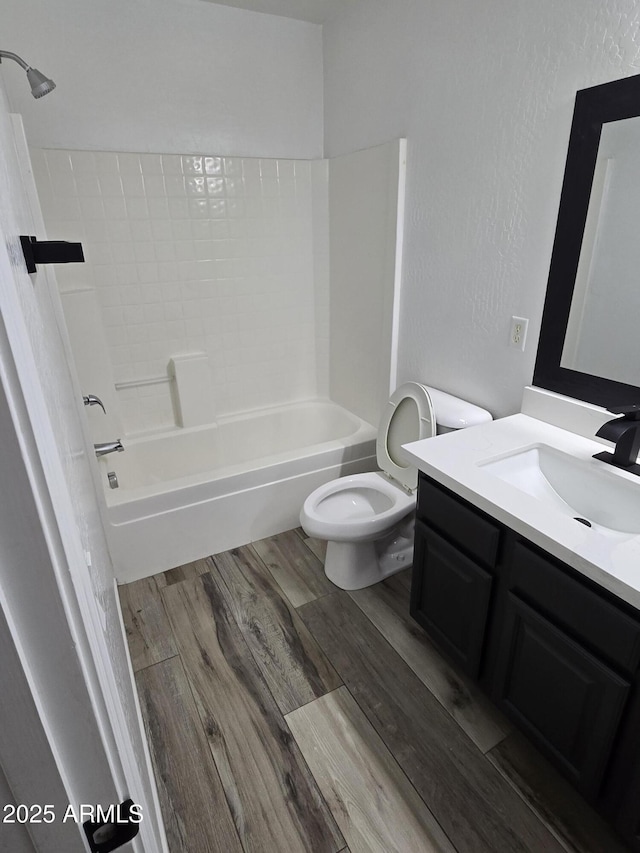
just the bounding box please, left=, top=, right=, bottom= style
left=83, top=394, right=106, bottom=414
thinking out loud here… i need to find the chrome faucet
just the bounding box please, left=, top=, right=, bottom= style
left=593, top=404, right=640, bottom=475
left=94, top=439, right=124, bottom=458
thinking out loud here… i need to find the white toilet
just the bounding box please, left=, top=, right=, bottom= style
left=300, top=382, right=491, bottom=590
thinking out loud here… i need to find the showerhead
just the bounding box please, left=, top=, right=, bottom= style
left=0, top=50, right=56, bottom=99
left=25, top=66, right=56, bottom=99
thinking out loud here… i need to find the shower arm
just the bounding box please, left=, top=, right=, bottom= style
left=0, top=50, right=30, bottom=71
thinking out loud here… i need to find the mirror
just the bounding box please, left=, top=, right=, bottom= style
left=533, top=73, right=640, bottom=408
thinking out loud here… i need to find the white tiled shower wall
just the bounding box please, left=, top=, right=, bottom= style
left=31, top=148, right=329, bottom=435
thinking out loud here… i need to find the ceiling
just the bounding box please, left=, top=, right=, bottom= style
left=199, top=0, right=348, bottom=25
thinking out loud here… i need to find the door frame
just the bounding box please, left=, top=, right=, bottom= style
left=0, top=110, right=166, bottom=851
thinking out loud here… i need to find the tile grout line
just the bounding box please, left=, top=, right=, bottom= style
left=283, top=685, right=344, bottom=721
left=132, top=652, right=181, bottom=676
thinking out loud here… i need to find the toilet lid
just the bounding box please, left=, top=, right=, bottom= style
left=377, top=382, right=435, bottom=490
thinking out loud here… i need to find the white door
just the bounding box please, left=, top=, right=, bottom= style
left=0, top=92, right=166, bottom=852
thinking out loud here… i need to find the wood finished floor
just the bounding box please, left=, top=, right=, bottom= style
left=119, top=529, right=630, bottom=853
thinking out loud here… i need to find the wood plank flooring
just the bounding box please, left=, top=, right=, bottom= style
left=119, top=575, right=176, bottom=671
left=210, top=546, right=341, bottom=714
left=136, top=656, right=242, bottom=852
left=348, top=572, right=510, bottom=753
left=120, top=534, right=630, bottom=853
left=161, top=572, right=343, bottom=853
left=286, top=687, right=456, bottom=853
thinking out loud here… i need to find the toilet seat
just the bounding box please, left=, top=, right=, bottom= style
left=377, top=382, right=435, bottom=490
left=300, top=471, right=415, bottom=542
left=301, top=383, right=435, bottom=545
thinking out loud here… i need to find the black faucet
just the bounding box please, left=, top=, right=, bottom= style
left=593, top=404, right=640, bottom=474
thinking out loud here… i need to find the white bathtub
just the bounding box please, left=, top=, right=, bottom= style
left=102, top=400, right=377, bottom=582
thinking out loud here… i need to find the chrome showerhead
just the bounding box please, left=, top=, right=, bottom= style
left=0, top=50, right=56, bottom=99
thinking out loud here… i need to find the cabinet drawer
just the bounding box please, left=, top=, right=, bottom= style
left=417, top=477, right=501, bottom=567
left=411, top=521, right=493, bottom=677
left=494, top=594, right=630, bottom=799
left=510, top=540, right=640, bottom=673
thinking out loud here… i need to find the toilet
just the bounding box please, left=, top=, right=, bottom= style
left=300, top=382, right=492, bottom=590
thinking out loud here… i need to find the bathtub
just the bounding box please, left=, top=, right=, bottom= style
left=102, top=400, right=377, bottom=583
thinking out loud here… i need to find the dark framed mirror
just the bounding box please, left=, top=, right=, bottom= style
left=533, top=73, right=640, bottom=408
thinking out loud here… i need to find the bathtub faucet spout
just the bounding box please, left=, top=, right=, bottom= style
left=94, top=439, right=124, bottom=458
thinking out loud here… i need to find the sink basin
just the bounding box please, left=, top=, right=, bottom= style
left=479, top=444, right=640, bottom=534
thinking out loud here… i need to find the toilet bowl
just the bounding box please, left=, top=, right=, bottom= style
left=300, top=382, right=491, bottom=590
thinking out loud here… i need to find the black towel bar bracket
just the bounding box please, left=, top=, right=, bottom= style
left=20, top=234, right=85, bottom=273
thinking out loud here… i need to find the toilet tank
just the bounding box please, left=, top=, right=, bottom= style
left=424, top=386, right=492, bottom=434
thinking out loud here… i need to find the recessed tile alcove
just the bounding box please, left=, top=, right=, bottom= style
left=31, top=139, right=404, bottom=438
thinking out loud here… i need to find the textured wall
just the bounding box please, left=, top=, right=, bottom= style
left=323, top=0, right=640, bottom=418
left=1, top=0, right=323, bottom=158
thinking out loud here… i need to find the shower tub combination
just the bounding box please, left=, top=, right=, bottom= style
left=102, top=400, right=376, bottom=583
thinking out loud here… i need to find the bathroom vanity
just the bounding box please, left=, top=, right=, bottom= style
left=404, top=410, right=640, bottom=849
left=402, top=70, right=640, bottom=847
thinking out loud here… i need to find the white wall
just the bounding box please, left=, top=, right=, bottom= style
left=34, top=147, right=325, bottom=434
left=311, top=159, right=331, bottom=397
left=2, top=0, right=323, bottom=159
left=329, top=140, right=405, bottom=426
left=323, top=0, right=640, bottom=418
left=11, top=0, right=640, bottom=423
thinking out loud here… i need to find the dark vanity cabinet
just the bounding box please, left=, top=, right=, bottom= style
left=411, top=478, right=500, bottom=677
left=411, top=473, right=640, bottom=847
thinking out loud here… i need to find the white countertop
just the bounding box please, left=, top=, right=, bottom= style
left=403, top=413, right=640, bottom=611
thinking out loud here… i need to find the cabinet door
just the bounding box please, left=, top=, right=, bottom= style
left=617, top=789, right=640, bottom=851
left=410, top=520, right=493, bottom=677
left=604, top=689, right=640, bottom=850
left=615, top=767, right=640, bottom=852
left=494, top=594, right=630, bottom=799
